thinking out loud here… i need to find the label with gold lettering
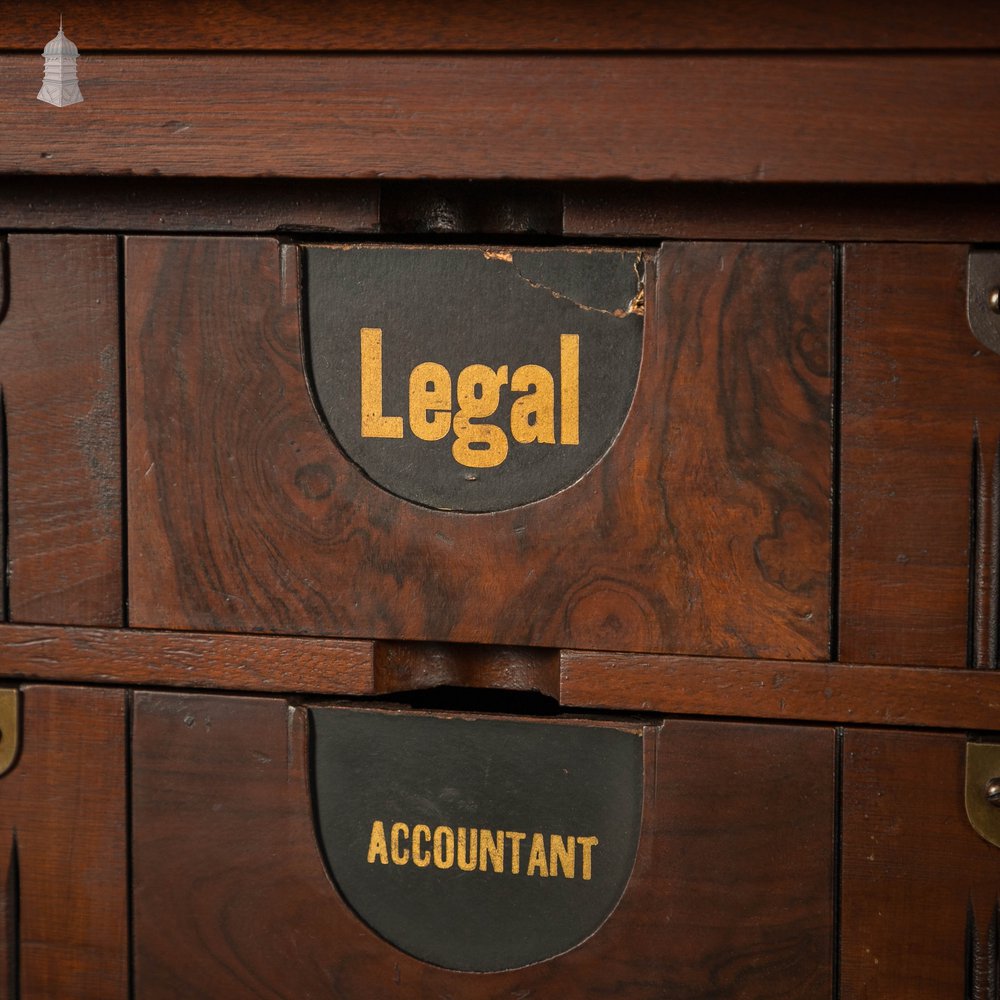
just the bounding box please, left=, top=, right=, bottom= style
left=305, top=246, right=645, bottom=512
left=311, top=705, right=645, bottom=972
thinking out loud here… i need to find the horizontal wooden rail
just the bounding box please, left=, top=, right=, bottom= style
left=562, top=183, right=1000, bottom=243
left=3, top=55, right=999, bottom=183
left=0, top=625, right=374, bottom=695
left=560, top=651, right=1000, bottom=731
left=0, top=178, right=379, bottom=233
left=2, top=624, right=1000, bottom=729
left=6, top=1, right=998, bottom=52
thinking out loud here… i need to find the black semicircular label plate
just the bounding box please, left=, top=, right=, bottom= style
left=305, top=245, right=645, bottom=512
left=311, top=706, right=645, bottom=972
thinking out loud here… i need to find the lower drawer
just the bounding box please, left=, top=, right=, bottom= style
left=7, top=685, right=994, bottom=998
left=131, top=691, right=836, bottom=999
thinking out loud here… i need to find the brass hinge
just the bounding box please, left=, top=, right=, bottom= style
left=0, top=688, right=19, bottom=778
left=967, top=250, right=1000, bottom=356
left=966, top=742, right=1000, bottom=848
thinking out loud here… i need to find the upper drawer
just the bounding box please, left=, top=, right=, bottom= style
left=125, top=237, right=832, bottom=658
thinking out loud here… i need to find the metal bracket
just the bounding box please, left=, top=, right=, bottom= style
left=0, top=235, right=8, bottom=327
left=965, top=742, right=1000, bottom=847
left=0, top=688, right=19, bottom=778
left=967, top=250, right=1000, bottom=356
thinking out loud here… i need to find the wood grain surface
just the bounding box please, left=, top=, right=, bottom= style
left=0, top=235, right=122, bottom=626
left=840, top=244, right=1000, bottom=667
left=4, top=56, right=1000, bottom=183
left=0, top=685, right=127, bottom=999
left=841, top=729, right=1000, bottom=999
left=0, top=624, right=374, bottom=695
left=133, top=690, right=834, bottom=998
left=5, top=1, right=997, bottom=51
left=560, top=649, right=1000, bottom=731
left=564, top=183, right=1000, bottom=243
left=127, top=237, right=831, bottom=658
left=0, top=177, right=379, bottom=234
left=5, top=623, right=1000, bottom=728
left=374, top=641, right=560, bottom=699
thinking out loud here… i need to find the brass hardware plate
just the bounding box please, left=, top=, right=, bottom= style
left=967, top=250, right=1000, bottom=356
left=965, top=742, right=1000, bottom=847
left=0, top=688, right=19, bottom=778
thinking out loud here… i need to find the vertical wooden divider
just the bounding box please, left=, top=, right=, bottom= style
left=841, top=244, right=1000, bottom=667
left=0, top=686, right=128, bottom=998
left=0, top=235, right=122, bottom=627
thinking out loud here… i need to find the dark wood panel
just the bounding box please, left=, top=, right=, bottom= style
left=11, top=179, right=1000, bottom=243
left=127, top=237, right=831, bottom=658
left=564, top=183, right=1000, bottom=242
left=0, top=685, right=127, bottom=999
left=6, top=1, right=996, bottom=51
left=560, top=650, right=1000, bottom=730
left=0, top=623, right=374, bottom=694
left=841, top=730, right=1000, bottom=999
left=380, top=182, right=562, bottom=236
left=133, top=690, right=834, bottom=998
left=4, top=56, right=1000, bottom=182
left=840, top=244, right=1000, bottom=667
left=0, top=177, right=378, bottom=234
left=0, top=235, right=122, bottom=626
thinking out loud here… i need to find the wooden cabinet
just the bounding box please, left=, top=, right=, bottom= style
left=2, top=3, right=1000, bottom=997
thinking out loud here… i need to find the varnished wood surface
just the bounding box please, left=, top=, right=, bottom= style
left=841, top=729, right=1000, bottom=999
left=0, top=178, right=379, bottom=234
left=6, top=1, right=997, bottom=51
left=3, top=12, right=999, bottom=995
left=7, top=624, right=1000, bottom=729
left=133, top=691, right=834, bottom=998
left=4, top=56, right=1000, bottom=182
left=0, top=624, right=374, bottom=695
left=127, top=237, right=830, bottom=658
left=647, top=241, right=832, bottom=658
left=0, top=235, right=122, bottom=626
left=0, top=685, right=127, bottom=998
left=374, top=641, right=560, bottom=699
left=8, top=179, right=1000, bottom=243
left=564, top=183, right=1000, bottom=243
left=560, top=650, right=1000, bottom=730
left=840, top=244, right=1000, bottom=667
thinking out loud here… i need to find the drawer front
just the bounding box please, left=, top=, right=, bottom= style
left=132, top=691, right=836, bottom=999
left=126, top=237, right=833, bottom=658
